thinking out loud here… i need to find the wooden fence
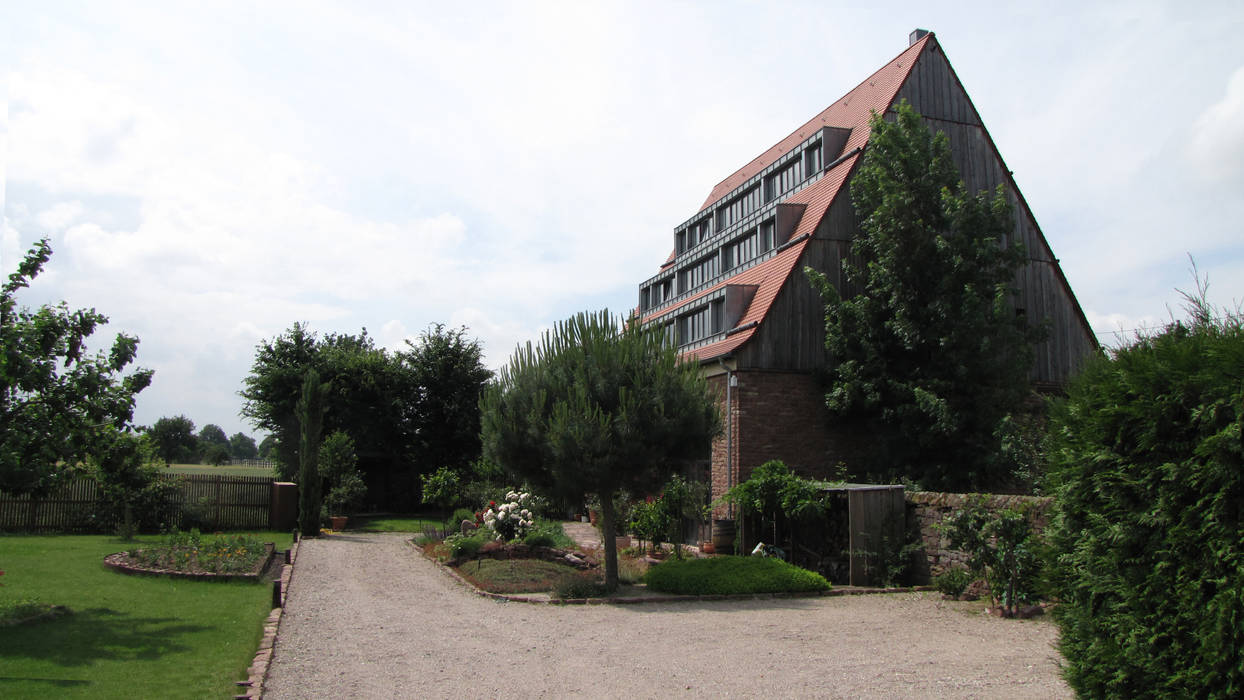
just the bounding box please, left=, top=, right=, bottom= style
left=0, top=474, right=277, bottom=533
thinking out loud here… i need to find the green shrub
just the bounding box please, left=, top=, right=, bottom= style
left=628, top=499, right=670, bottom=549
left=451, top=507, right=477, bottom=525
left=1047, top=290, right=1244, bottom=698
left=933, top=567, right=973, bottom=597
left=444, top=531, right=488, bottom=559
left=553, top=577, right=609, bottom=599
left=522, top=521, right=574, bottom=549
left=939, top=500, right=1040, bottom=613
left=642, top=555, right=830, bottom=596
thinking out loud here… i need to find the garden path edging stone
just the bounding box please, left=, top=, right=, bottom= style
left=234, top=535, right=300, bottom=700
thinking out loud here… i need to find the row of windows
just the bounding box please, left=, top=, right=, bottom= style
left=676, top=299, right=725, bottom=346
left=675, top=218, right=712, bottom=255
left=646, top=217, right=777, bottom=311
left=673, top=138, right=822, bottom=264
left=765, top=159, right=802, bottom=201
left=678, top=253, right=720, bottom=294
left=715, top=184, right=762, bottom=232
left=763, top=139, right=822, bottom=203
left=723, top=220, right=775, bottom=272
left=639, top=277, right=674, bottom=312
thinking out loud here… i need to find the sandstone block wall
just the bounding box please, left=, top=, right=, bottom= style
left=906, top=491, right=1053, bottom=576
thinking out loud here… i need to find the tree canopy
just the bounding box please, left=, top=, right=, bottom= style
left=807, top=101, right=1045, bottom=491
left=481, top=310, right=720, bottom=590
left=240, top=322, right=490, bottom=509
left=229, top=431, right=258, bottom=459
left=1, top=239, right=153, bottom=495
left=148, top=415, right=197, bottom=466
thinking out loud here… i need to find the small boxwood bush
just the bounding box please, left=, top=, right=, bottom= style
left=933, top=567, right=973, bottom=598
left=642, top=556, right=830, bottom=595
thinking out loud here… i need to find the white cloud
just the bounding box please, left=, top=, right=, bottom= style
left=1188, top=65, right=1244, bottom=180
left=4, top=0, right=1243, bottom=437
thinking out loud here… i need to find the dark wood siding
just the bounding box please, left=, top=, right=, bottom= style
left=892, top=39, right=1096, bottom=385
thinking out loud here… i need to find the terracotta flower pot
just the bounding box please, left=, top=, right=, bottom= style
left=329, top=515, right=348, bottom=531
left=700, top=541, right=716, bottom=555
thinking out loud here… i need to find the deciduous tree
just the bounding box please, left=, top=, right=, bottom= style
left=481, top=310, right=719, bottom=590
left=229, top=431, right=258, bottom=459
left=148, top=415, right=197, bottom=466
left=807, top=101, right=1045, bottom=491
left=1, top=239, right=152, bottom=495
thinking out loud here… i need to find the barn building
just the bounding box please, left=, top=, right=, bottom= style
left=635, top=30, right=1096, bottom=508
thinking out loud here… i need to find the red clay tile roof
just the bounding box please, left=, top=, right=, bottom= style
left=646, top=37, right=930, bottom=363
left=699, top=34, right=930, bottom=212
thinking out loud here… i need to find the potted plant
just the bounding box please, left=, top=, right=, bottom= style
left=325, top=470, right=366, bottom=531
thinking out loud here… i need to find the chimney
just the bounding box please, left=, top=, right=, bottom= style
left=909, top=29, right=930, bottom=46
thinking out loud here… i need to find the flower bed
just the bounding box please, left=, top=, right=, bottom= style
left=105, top=531, right=276, bottom=582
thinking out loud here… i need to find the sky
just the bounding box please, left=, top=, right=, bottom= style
left=2, top=1, right=1242, bottom=440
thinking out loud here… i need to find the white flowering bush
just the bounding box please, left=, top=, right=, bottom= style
left=481, top=490, right=535, bottom=541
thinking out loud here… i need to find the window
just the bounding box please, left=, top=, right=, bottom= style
left=761, top=219, right=775, bottom=250
left=803, top=140, right=822, bottom=176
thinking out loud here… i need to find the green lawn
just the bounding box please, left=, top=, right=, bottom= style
left=165, top=463, right=276, bottom=478
left=347, top=514, right=443, bottom=532
left=0, top=531, right=292, bottom=699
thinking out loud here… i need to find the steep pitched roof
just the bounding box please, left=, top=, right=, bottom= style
left=699, top=35, right=929, bottom=211
left=643, top=35, right=931, bottom=361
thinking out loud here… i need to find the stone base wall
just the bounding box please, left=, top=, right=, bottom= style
left=906, top=491, right=1053, bottom=577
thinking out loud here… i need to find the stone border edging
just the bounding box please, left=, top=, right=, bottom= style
left=236, top=535, right=300, bottom=700
left=103, top=543, right=276, bottom=583
left=408, top=538, right=932, bottom=605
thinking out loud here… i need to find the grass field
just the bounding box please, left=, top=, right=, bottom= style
left=165, top=463, right=275, bottom=478
left=0, top=531, right=293, bottom=699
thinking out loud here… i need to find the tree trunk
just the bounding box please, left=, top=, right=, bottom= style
left=599, top=491, right=619, bottom=592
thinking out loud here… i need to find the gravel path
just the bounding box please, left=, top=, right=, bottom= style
left=264, top=533, right=1069, bottom=699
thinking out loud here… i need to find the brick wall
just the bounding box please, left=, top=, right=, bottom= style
left=707, top=369, right=871, bottom=517
left=906, top=491, right=1053, bottom=576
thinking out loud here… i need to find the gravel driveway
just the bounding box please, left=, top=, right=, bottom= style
left=264, top=533, right=1069, bottom=699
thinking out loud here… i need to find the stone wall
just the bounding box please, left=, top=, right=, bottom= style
left=906, top=491, right=1053, bottom=577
